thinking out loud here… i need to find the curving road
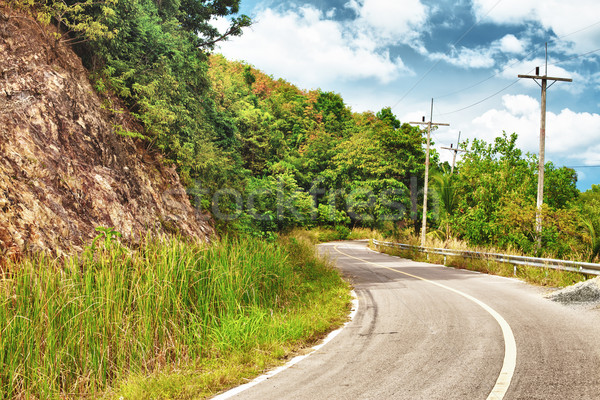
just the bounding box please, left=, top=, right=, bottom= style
left=215, top=241, right=600, bottom=399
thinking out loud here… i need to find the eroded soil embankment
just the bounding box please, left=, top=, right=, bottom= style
left=0, top=8, right=213, bottom=260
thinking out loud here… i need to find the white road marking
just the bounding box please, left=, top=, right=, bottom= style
left=335, top=246, right=517, bottom=400
left=212, top=291, right=359, bottom=399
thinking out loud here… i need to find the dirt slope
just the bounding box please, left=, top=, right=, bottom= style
left=0, top=8, right=214, bottom=260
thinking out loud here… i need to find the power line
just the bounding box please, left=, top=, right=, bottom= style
left=555, top=20, right=600, bottom=41
left=409, top=99, right=449, bottom=247
left=436, top=49, right=539, bottom=100
left=390, top=0, right=505, bottom=110
left=550, top=47, right=600, bottom=66
left=434, top=20, right=600, bottom=103
left=436, top=45, right=600, bottom=117
left=388, top=17, right=600, bottom=139
left=451, top=0, right=505, bottom=47
left=437, top=78, right=522, bottom=116
left=518, top=44, right=572, bottom=248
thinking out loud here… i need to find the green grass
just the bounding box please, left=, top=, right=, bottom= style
left=0, top=234, right=351, bottom=399
left=289, top=227, right=384, bottom=244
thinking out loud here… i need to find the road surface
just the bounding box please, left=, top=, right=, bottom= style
left=215, top=241, right=600, bottom=399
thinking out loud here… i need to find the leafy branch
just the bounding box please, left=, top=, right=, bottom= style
left=9, top=0, right=118, bottom=45
left=196, top=15, right=251, bottom=49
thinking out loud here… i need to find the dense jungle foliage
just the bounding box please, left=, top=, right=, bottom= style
left=7, top=0, right=600, bottom=261
left=435, top=133, right=599, bottom=260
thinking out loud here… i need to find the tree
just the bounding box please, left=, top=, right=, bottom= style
left=314, top=91, right=352, bottom=136
left=447, top=132, right=583, bottom=256
left=433, top=170, right=457, bottom=239
left=579, top=184, right=600, bottom=262
left=544, top=163, right=579, bottom=209
left=329, top=111, right=423, bottom=227
left=376, top=107, right=401, bottom=129
left=8, top=0, right=118, bottom=44
left=178, top=0, right=250, bottom=49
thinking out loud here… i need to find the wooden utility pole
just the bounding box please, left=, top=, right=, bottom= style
left=441, top=131, right=467, bottom=174
left=410, top=99, right=449, bottom=247
left=518, top=44, right=572, bottom=248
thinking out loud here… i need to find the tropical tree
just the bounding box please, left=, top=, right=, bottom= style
left=433, top=169, right=457, bottom=240
left=447, top=132, right=584, bottom=257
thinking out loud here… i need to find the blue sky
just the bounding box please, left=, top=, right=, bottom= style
left=215, top=0, right=600, bottom=191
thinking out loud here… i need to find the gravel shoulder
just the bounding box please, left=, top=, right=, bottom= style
left=545, top=277, right=600, bottom=309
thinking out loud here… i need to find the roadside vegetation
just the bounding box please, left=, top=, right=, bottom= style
left=374, top=237, right=591, bottom=288
left=424, top=133, right=598, bottom=262
left=370, top=133, right=600, bottom=286
left=0, top=233, right=351, bottom=399
left=10, top=1, right=597, bottom=263
left=2, top=0, right=599, bottom=397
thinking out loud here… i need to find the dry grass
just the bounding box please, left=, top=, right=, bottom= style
left=375, top=232, right=591, bottom=288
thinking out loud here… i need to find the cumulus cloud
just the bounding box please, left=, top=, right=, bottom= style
left=472, top=0, right=600, bottom=53
left=470, top=94, right=600, bottom=165
left=346, top=0, right=429, bottom=41
left=503, top=94, right=538, bottom=117
left=496, top=57, right=584, bottom=94
left=498, top=34, right=526, bottom=54
left=215, top=6, right=413, bottom=89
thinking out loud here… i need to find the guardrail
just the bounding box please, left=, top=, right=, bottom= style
left=372, top=240, right=600, bottom=276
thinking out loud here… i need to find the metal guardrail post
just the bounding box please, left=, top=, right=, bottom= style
left=372, top=240, right=600, bottom=276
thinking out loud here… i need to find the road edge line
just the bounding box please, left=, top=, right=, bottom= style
left=211, top=290, right=359, bottom=399
left=335, top=245, right=516, bottom=400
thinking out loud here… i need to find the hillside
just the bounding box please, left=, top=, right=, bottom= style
left=0, top=7, right=214, bottom=260
left=0, top=0, right=593, bottom=262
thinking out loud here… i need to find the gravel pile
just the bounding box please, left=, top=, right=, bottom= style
left=546, top=277, right=600, bottom=304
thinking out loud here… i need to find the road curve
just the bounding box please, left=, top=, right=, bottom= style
left=215, top=241, right=600, bottom=399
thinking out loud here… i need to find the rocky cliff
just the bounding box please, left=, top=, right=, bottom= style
left=0, top=8, right=214, bottom=260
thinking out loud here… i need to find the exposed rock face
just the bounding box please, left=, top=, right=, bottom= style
left=0, top=9, right=214, bottom=259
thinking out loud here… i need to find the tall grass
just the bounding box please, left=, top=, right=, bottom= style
left=0, top=234, right=350, bottom=399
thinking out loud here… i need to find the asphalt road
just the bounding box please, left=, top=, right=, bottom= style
left=215, top=241, right=600, bottom=400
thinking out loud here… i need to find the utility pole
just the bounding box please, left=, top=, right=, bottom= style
left=441, top=131, right=467, bottom=174
left=518, top=43, right=572, bottom=248
left=410, top=99, right=450, bottom=247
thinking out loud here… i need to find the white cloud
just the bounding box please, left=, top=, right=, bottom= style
left=471, top=96, right=538, bottom=151
left=215, top=6, right=412, bottom=89
left=472, top=0, right=536, bottom=24
left=498, top=34, right=526, bottom=54
left=429, top=46, right=495, bottom=69
left=546, top=109, right=600, bottom=157
left=576, top=146, right=600, bottom=166
left=497, top=57, right=584, bottom=94
left=503, top=94, right=538, bottom=117
left=472, top=0, right=600, bottom=53
left=470, top=94, right=600, bottom=165
left=424, top=33, right=527, bottom=69
left=347, top=0, right=429, bottom=40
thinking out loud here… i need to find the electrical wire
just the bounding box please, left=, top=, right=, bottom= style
left=436, top=45, right=600, bottom=117
left=435, top=48, right=539, bottom=100
left=555, top=20, right=600, bottom=41
left=550, top=47, right=600, bottom=66
left=436, top=78, right=522, bottom=116
left=436, top=20, right=600, bottom=100
left=390, top=0, right=505, bottom=110
left=393, top=13, right=600, bottom=147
